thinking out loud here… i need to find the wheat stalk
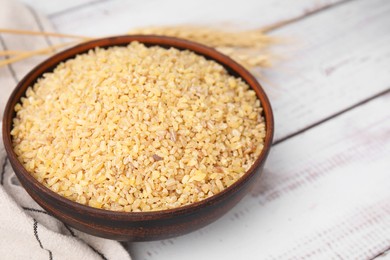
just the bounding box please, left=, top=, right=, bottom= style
left=0, top=41, right=78, bottom=67
left=0, top=25, right=277, bottom=70
left=0, top=28, right=93, bottom=40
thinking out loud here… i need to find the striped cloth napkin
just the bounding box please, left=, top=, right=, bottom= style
left=0, top=0, right=131, bottom=259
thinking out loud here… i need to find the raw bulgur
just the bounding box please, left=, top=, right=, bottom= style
left=11, top=42, right=266, bottom=212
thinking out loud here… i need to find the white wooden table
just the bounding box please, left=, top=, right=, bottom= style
left=15, top=0, right=390, bottom=259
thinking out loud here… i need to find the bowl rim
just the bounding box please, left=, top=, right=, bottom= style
left=2, top=35, right=274, bottom=220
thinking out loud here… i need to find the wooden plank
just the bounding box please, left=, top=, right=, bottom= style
left=128, top=92, right=390, bottom=260
left=263, top=0, right=390, bottom=140
left=49, top=0, right=345, bottom=36
left=18, top=0, right=98, bottom=16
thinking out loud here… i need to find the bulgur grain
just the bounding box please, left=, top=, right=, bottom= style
left=11, top=42, right=266, bottom=212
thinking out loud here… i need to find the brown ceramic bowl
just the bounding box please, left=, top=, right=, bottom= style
left=2, top=35, right=274, bottom=241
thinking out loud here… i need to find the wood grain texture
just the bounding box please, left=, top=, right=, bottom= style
left=49, top=0, right=346, bottom=36
left=262, top=0, right=390, bottom=141
left=129, top=92, right=390, bottom=260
